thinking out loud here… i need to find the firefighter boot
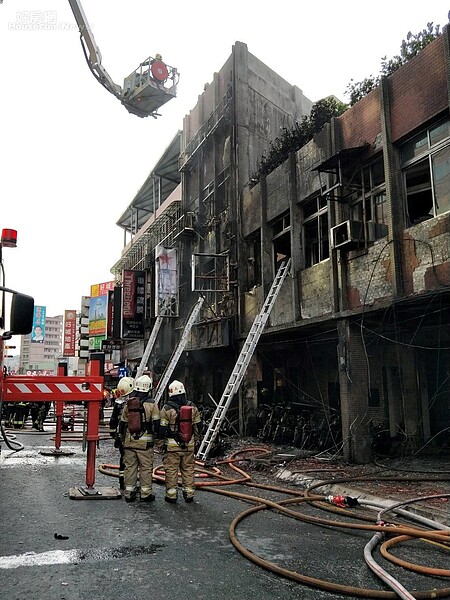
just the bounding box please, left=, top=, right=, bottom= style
left=164, top=487, right=178, bottom=503
left=183, top=489, right=195, bottom=503
left=141, top=494, right=156, bottom=503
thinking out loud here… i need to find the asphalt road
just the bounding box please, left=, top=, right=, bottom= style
left=1, top=428, right=449, bottom=600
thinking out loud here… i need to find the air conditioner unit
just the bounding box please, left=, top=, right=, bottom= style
left=367, top=221, right=389, bottom=241
left=331, top=220, right=365, bottom=249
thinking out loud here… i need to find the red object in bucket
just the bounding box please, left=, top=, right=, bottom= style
left=1, top=229, right=17, bottom=248
left=151, top=60, right=169, bottom=82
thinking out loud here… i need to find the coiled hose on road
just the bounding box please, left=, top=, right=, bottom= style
left=0, top=423, right=24, bottom=452
left=99, top=446, right=450, bottom=598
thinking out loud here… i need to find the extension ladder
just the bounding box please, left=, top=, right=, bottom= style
left=196, top=259, right=291, bottom=462
left=153, top=295, right=205, bottom=406
left=135, top=300, right=171, bottom=379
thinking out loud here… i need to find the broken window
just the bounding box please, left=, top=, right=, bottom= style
left=191, top=253, right=229, bottom=292
left=303, top=196, right=329, bottom=267
left=246, top=230, right=261, bottom=290
left=272, top=213, right=291, bottom=270
left=402, top=117, right=450, bottom=225
left=349, top=156, right=388, bottom=238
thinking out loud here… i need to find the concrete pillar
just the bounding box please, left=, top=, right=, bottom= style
left=337, top=319, right=372, bottom=463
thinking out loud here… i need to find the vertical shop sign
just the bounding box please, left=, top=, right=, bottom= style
left=121, top=270, right=145, bottom=339
left=63, top=309, right=77, bottom=356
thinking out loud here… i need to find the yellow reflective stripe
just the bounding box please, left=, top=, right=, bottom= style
left=166, top=438, right=194, bottom=449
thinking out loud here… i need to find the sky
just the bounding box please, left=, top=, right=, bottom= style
left=0, top=1, right=448, bottom=345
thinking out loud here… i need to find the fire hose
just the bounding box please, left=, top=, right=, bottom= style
left=99, top=446, right=450, bottom=597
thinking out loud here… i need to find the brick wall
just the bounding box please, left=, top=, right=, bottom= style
left=390, top=36, right=447, bottom=142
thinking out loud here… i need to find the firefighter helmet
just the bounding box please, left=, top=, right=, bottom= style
left=134, top=374, right=153, bottom=393
left=117, top=376, right=135, bottom=397
left=168, top=380, right=185, bottom=397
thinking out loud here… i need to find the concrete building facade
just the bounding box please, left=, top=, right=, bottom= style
left=111, top=32, right=450, bottom=462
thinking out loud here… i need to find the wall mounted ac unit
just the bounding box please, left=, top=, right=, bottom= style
left=331, top=220, right=365, bottom=249
left=367, top=221, right=388, bottom=241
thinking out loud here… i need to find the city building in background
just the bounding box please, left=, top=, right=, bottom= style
left=19, top=312, right=64, bottom=375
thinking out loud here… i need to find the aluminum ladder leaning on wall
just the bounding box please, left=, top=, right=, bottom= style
left=135, top=299, right=171, bottom=379
left=152, top=295, right=205, bottom=406
left=196, top=259, right=291, bottom=462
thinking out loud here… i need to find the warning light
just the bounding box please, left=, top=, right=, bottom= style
left=1, top=229, right=18, bottom=248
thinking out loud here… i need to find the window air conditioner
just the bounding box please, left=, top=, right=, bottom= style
left=366, top=221, right=388, bottom=241
left=331, top=220, right=365, bottom=249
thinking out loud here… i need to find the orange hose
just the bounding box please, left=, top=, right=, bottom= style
left=380, top=535, right=450, bottom=577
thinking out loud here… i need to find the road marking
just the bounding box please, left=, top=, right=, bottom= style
left=0, top=545, right=161, bottom=569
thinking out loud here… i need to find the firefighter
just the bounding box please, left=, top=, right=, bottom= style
left=155, top=380, right=201, bottom=503
left=2, top=402, right=15, bottom=428
left=13, top=401, right=29, bottom=429
left=30, top=402, right=40, bottom=429
left=118, top=376, right=160, bottom=503
left=31, top=402, right=50, bottom=431
left=134, top=374, right=153, bottom=402
left=109, top=376, right=135, bottom=490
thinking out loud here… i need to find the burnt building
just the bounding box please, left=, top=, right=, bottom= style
left=239, top=27, right=450, bottom=462
left=112, top=31, right=450, bottom=463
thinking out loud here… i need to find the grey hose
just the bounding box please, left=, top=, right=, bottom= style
left=361, top=493, right=450, bottom=599
left=0, top=422, right=24, bottom=452
left=364, top=532, right=416, bottom=600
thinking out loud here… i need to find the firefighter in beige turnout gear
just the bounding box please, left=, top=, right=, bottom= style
left=109, top=377, right=135, bottom=490
left=156, top=380, right=201, bottom=503
left=119, top=375, right=160, bottom=503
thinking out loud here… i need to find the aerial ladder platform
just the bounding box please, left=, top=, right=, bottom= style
left=196, top=259, right=291, bottom=462
left=67, top=0, right=179, bottom=117
left=152, top=295, right=205, bottom=406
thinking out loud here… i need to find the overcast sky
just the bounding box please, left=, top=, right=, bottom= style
left=0, top=1, right=448, bottom=332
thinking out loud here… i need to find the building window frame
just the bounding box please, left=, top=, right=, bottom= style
left=401, top=117, right=450, bottom=225
left=272, top=213, right=291, bottom=270
left=302, top=196, right=329, bottom=267
left=349, top=156, right=387, bottom=227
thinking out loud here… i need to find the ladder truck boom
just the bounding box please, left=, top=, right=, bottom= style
left=67, top=0, right=179, bottom=118
left=67, top=0, right=122, bottom=99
